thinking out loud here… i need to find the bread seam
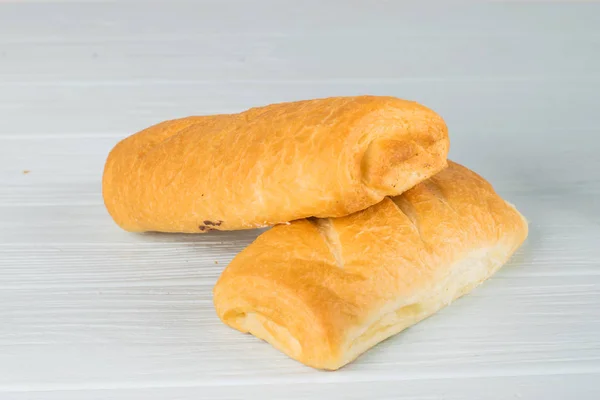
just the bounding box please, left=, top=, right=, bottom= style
left=389, top=196, right=427, bottom=246
left=423, top=179, right=461, bottom=218
left=310, top=218, right=345, bottom=269
left=360, top=136, right=448, bottom=198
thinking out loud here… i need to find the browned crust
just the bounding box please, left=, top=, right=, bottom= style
left=213, top=162, right=528, bottom=369
left=102, top=96, right=449, bottom=232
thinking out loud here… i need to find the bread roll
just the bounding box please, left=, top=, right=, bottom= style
left=213, top=162, right=528, bottom=370
left=102, top=96, right=449, bottom=232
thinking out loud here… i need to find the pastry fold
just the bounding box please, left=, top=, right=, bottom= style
left=213, top=162, right=528, bottom=370
left=102, top=96, right=448, bottom=232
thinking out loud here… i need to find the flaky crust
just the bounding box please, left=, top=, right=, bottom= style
left=102, top=96, right=449, bottom=232
left=213, top=162, right=528, bottom=370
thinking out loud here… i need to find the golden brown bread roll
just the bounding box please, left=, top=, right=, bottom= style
left=102, top=96, right=449, bottom=232
left=213, top=161, right=528, bottom=370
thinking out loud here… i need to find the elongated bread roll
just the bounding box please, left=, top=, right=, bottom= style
left=102, top=96, right=449, bottom=232
left=213, top=162, right=528, bottom=370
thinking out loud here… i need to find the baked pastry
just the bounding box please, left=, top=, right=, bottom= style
left=102, top=96, right=449, bottom=232
left=213, top=161, right=528, bottom=370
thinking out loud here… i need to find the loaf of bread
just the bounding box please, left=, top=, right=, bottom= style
left=102, top=96, right=449, bottom=233
left=213, top=162, right=528, bottom=370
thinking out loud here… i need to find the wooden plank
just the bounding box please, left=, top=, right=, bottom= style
left=1, top=1, right=599, bottom=398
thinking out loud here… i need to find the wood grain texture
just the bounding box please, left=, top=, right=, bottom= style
left=1, top=1, right=599, bottom=399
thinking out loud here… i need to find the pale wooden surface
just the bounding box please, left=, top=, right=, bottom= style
left=1, top=1, right=599, bottom=399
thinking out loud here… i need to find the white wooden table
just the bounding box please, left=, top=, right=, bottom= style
left=1, top=1, right=599, bottom=399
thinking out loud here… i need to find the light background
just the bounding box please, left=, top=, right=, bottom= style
left=0, top=1, right=599, bottom=399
